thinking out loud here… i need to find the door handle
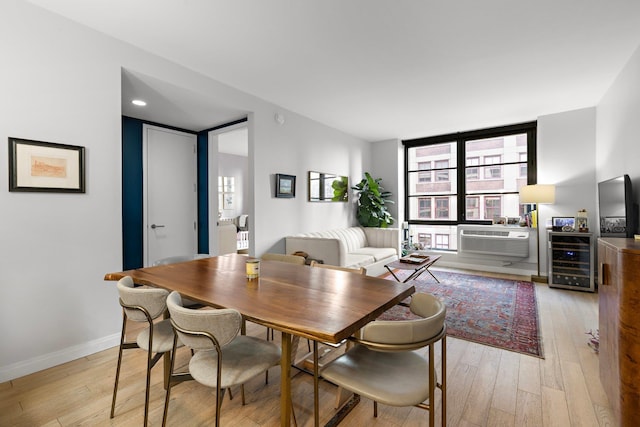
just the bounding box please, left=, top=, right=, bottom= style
left=151, top=224, right=165, bottom=229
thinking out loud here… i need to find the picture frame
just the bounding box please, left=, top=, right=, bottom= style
left=9, top=137, right=85, bottom=193
left=275, top=173, right=296, bottom=198
left=552, top=216, right=575, bottom=231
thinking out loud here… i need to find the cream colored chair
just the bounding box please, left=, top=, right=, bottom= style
left=162, top=291, right=281, bottom=427
left=321, top=293, right=447, bottom=427
left=111, top=276, right=181, bottom=427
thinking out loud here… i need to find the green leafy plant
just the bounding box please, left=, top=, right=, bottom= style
left=331, top=176, right=349, bottom=201
left=352, top=172, right=395, bottom=227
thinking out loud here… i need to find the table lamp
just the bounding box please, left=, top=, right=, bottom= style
left=520, top=184, right=556, bottom=282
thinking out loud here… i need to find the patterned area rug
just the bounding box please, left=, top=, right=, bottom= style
left=379, top=270, right=543, bottom=358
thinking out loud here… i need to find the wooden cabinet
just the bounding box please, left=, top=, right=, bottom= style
left=598, top=238, right=640, bottom=426
left=548, top=232, right=594, bottom=292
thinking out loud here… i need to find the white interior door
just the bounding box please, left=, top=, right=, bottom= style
left=144, top=125, right=197, bottom=266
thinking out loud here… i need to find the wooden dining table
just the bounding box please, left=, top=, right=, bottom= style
left=104, top=253, right=415, bottom=426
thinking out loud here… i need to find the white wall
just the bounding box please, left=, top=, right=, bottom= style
left=537, top=107, right=597, bottom=275
left=371, top=139, right=403, bottom=225
left=596, top=44, right=640, bottom=207
left=0, top=0, right=369, bottom=381
left=251, top=110, right=370, bottom=255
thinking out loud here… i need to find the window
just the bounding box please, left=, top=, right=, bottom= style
left=435, top=197, right=449, bottom=218
left=519, top=152, right=527, bottom=178
left=466, top=196, right=480, bottom=219
left=466, top=157, right=479, bottom=180
left=434, top=234, right=449, bottom=249
left=483, top=155, right=502, bottom=179
left=417, top=233, right=432, bottom=248
left=418, top=197, right=431, bottom=218
left=403, top=122, right=536, bottom=251
left=418, top=161, right=431, bottom=182
left=485, top=196, right=502, bottom=220
left=435, top=160, right=449, bottom=182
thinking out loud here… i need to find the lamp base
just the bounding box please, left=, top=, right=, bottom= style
left=530, top=274, right=548, bottom=284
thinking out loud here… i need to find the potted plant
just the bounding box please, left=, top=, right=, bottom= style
left=352, top=172, right=395, bottom=227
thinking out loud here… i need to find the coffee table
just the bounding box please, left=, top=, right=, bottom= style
left=385, top=254, right=441, bottom=283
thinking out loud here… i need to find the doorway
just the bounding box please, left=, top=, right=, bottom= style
left=143, top=124, right=198, bottom=266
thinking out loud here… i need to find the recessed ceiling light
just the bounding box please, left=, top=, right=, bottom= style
left=131, top=99, right=147, bottom=106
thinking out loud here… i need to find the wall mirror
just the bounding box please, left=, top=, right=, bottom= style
left=308, top=171, right=348, bottom=202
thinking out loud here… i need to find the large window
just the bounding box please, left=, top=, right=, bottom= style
left=403, top=122, right=536, bottom=250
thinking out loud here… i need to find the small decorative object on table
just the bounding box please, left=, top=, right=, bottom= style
left=399, top=253, right=430, bottom=264
left=576, top=209, right=589, bottom=232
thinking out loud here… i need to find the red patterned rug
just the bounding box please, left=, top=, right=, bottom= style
left=379, top=270, right=543, bottom=358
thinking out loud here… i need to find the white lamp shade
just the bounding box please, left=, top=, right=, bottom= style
left=519, top=184, right=556, bottom=204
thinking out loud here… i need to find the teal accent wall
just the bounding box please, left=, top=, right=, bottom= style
left=121, top=117, right=208, bottom=268
left=197, top=132, right=209, bottom=254
left=121, top=116, right=144, bottom=269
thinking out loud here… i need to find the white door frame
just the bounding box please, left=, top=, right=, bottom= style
left=208, top=121, right=249, bottom=255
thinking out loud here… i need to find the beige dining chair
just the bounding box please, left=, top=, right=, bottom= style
left=321, top=292, right=447, bottom=427
left=162, top=291, right=281, bottom=427
left=111, top=276, right=182, bottom=427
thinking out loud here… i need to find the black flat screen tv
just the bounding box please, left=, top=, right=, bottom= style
left=598, top=174, right=637, bottom=238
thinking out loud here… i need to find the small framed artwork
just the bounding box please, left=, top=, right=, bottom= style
left=552, top=217, right=575, bottom=231
left=223, top=193, right=234, bottom=209
left=9, top=137, right=85, bottom=193
left=275, top=173, right=296, bottom=198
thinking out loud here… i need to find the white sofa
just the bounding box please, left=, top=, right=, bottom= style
left=285, top=227, right=400, bottom=276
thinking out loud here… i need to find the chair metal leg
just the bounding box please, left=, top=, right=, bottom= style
left=162, top=336, right=179, bottom=427
left=110, top=313, right=128, bottom=418
left=428, top=343, right=435, bottom=427
left=441, top=335, right=447, bottom=427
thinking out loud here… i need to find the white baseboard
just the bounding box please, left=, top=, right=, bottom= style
left=0, top=333, right=121, bottom=383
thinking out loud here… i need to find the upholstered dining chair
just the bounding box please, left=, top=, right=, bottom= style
left=111, top=276, right=181, bottom=427
left=162, top=291, right=281, bottom=427
left=152, top=254, right=210, bottom=266
left=321, top=292, right=447, bottom=427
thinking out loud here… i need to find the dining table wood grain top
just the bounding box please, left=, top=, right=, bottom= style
left=104, top=253, right=415, bottom=425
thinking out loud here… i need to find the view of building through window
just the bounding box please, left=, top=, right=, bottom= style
left=404, top=123, right=535, bottom=251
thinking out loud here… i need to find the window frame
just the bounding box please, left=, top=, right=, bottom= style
left=403, top=121, right=537, bottom=228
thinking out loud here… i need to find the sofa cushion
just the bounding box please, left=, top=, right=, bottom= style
left=319, top=228, right=368, bottom=253
left=345, top=253, right=376, bottom=269
left=351, top=246, right=398, bottom=262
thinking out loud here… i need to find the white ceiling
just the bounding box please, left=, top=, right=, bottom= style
left=27, top=0, right=640, bottom=142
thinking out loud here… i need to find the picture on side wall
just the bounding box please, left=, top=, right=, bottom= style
left=275, top=173, right=296, bottom=198
left=8, top=137, right=85, bottom=193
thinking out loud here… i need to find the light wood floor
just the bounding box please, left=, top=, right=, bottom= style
left=0, top=268, right=611, bottom=426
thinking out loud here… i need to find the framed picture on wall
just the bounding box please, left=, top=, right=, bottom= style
left=8, top=137, right=85, bottom=193
left=275, top=173, right=296, bottom=198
